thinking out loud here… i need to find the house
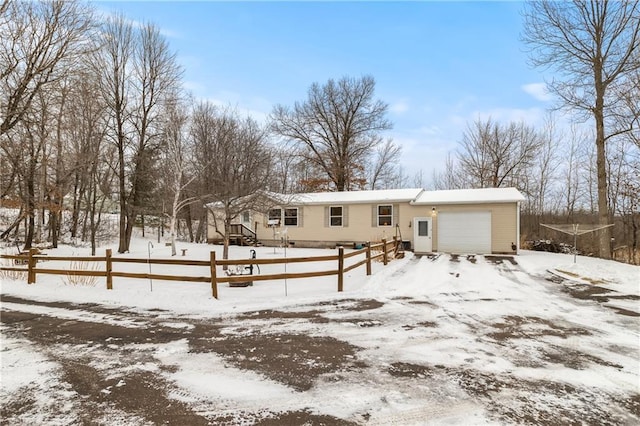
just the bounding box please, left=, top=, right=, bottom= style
left=206, top=187, right=526, bottom=255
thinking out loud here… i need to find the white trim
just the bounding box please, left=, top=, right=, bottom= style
left=516, top=201, right=521, bottom=253
left=413, top=217, right=433, bottom=252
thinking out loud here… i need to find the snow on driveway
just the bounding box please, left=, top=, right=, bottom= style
left=1, top=244, right=639, bottom=425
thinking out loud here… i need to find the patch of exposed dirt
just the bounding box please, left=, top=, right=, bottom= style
left=486, top=315, right=592, bottom=341
left=618, top=394, right=640, bottom=417
left=236, top=309, right=330, bottom=323
left=406, top=299, right=438, bottom=307
left=0, top=294, right=165, bottom=318
left=197, top=332, right=363, bottom=392
left=505, top=342, right=612, bottom=370
left=336, top=318, right=383, bottom=327
left=556, top=283, right=640, bottom=316
left=485, top=256, right=518, bottom=265
left=58, top=360, right=210, bottom=425
left=608, top=306, right=640, bottom=317
left=555, top=269, right=609, bottom=285
left=563, top=284, right=614, bottom=301
left=0, top=387, right=37, bottom=421
left=387, top=362, right=636, bottom=425
left=253, top=409, right=359, bottom=425
left=449, top=254, right=460, bottom=262
left=538, top=345, right=624, bottom=370
left=310, top=298, right=385, bottom=312
left=0, top=309, right=186, bottom=346
left=402, top=321, right=437, bottom=330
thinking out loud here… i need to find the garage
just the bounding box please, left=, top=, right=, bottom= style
left=437, top=211, right=491, bottom=254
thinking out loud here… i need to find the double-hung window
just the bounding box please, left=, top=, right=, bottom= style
left=284, top=208, right=298, bottom=226
left=268, top=208, right=281, bottom=226
left=378, top=205, right=393, bottom=227
left=329, top=206, right=343, bottom=227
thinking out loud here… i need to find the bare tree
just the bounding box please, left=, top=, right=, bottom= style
left=523, top=0, right=640, bottom=258
left=1, top=90, right=51, bottom=249
left=193, top=103, right=273, bottom=261
left=123, top=22, right=182, bottom=251
left=0, top=0, right=94, bottom=137
left=369, top=139, right=402, bottom=190
left=93, top=13, right=133, bottom=253
left=161, top=94, right=195, bottom=256
left=94, top=16, right=182, bottom=253
left=271, top=75, right=393, bottom=191
left=560, top=125, right=591, bottom=217
left=525, top=114, right=562, bottom=215
left=456, top=118, right=542, bottom=189
left=432, top=153, right=465, bottom=190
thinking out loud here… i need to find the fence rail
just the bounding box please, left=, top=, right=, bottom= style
left=0, top=238, right=400, bottom=299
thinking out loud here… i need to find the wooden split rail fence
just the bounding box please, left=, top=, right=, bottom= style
left=1, top=238, right=401, bottom=299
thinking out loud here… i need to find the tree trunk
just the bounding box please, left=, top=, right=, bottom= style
left=222, top=219, right=230, bottom=269
left=195, top=209, right=206, bottom=243
left=186, top=206, right=194, bottom=242
left=23, top=171, right=36, bottom=250
left=594, top=82, right=611, bottom=259
left=0, top=208, right=25, bottom=240
left=70, top=173, right=80, bottom=238
left=117, top=140, right=128, bottom=253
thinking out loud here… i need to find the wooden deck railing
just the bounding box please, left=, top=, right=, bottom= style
left=0, top=238, right=400, bottom=299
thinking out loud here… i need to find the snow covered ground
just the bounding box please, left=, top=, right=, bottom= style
left=1, top=238, right=639, bottom=424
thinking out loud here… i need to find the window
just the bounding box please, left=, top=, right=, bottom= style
left=284, top=208, right=298, bottom=226
left=378, top=205, right=392, bottom=226
left=418, top=220, right=429, bottom=236
left=268, top=208, right=281, bottom=226
left=242, top=211, right=250, bottom=224
left=330, top=206, right=343, bottom=227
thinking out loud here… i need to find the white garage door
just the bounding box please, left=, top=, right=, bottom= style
left=437, top=211, right=491, bottom=254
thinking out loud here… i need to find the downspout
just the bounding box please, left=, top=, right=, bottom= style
left=516, top=201, right=521, bottom=254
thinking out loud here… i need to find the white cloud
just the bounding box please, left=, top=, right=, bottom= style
left=199, top=93, right=271, bottom=124
left=96, top=8, right=181, bottom=39
left=522, top=83, right=552, bottom=102
left=468, top=107, right=547, bottom=126
left=390, top=100, right=410, bottom=114
left=417, top=125, right=441, bottom=136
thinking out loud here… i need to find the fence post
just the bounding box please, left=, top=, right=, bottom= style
left=337, top=246, right=344, bottom=292
left=366, top=241, right=372, bottom=276
left=27, top=248, right=37, bottom=284
left=382, top=238, right=388, bottom=266
left=106, top=249, right=113, bottom=290
left=210, top=251, right=218, bottom=299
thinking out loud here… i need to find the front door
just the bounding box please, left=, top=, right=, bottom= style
left=413, top=217, right=432, bottom=253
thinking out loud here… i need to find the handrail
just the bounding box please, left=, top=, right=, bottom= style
left=230, top=223, right=256, bottom=239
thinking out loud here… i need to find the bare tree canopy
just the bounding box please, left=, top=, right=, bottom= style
left=457, top=118, right=542, bottom=189
left=192, top=103, right=274, bottom=260
left=0, top=0, right=94, bottom=137
left=522, top=0, right=640, bottom=258
left=270, top=75, right=394, bottom=191
left=93, top=14, right=183, bottom=253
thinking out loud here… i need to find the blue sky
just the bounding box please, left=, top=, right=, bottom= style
left=97, top=1, right=553, bottom=186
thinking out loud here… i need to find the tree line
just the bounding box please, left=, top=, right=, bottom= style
left=0, top=1, right=405, bottom=255
left=1, top=0, right=638, bottom=263
left=433, top=0, right=639, bottom=261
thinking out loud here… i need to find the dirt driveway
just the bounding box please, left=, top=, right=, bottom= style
left=1, top=255, right=639, bottom=425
